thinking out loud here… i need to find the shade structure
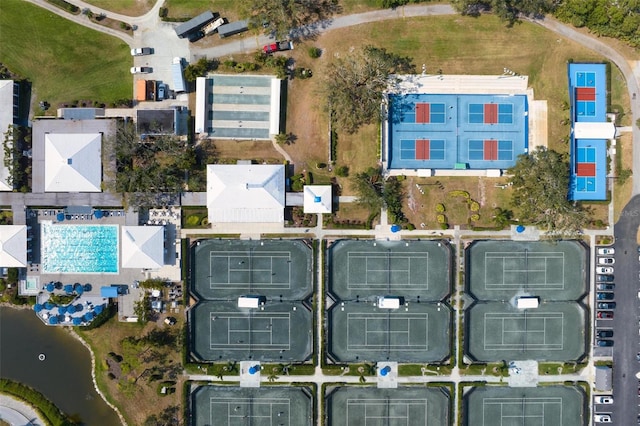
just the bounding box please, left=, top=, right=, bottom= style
left=56, top=213, right=65, bottom=221
left=48, top=316, right=58, bottom=325
left=57, top=305, right=67, bottom=315
left=516, top=225, right=525, bottom=233
left=33, top=304, right=43, bottom=312
left=67, top=305, right=76, bottom=314
left=46, top=283, right=55, bottom=292
left=84, top=312, right=94, bottom=321
left=72, top=317, right=83, bottom=325
left=391, top=224, right=401, bottom=233
left=64, top=284, right=73, bottom=293
left=94, top=210, right=104, bottom=219
left=94, top=304, right=104, bottom=315
left=44, top=302, right=54, bottom=310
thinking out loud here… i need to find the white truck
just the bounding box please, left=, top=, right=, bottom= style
left=202, top=17, right=225, bottom=35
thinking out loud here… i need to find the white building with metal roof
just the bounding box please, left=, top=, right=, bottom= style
left=44, top=133, right=102, bottom=192
left=121, top=226, right=164, bottom=270
left=0, top=225, right=27, bottom=267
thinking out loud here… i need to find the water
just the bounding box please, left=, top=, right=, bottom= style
left=0, top=307, right=122, bottom=425
left=41, top=223, right=119, bottom=274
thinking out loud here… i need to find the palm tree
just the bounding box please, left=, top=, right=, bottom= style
left=492, top=207, right=514, bottom=229
left=358, top=375, right=366, bottom=384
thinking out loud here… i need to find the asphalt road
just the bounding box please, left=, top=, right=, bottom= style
left=611, top=194, right=640, bottom=423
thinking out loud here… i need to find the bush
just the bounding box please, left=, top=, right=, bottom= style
left=469, top=200, right=480, bottom=211
left=185, top=215, right=201, bottom=227
left=470, top=214, right=480, bottom=221
left=200, top=217, right=209, bottom=226
left=316, top=162, right=327, bottom=169
left=335, top=166, right=349, bottom=177
left=308, top=47, right=322, bottom=58
left=159, top=7, right=168, bottom=18
left=448, top=190, right=470, bottom=198
left=440, top=222, right=449, bottom=230
left=405, top=223, right=415, bottom=230
left=223, top=59, right=237, bottom=68
left=436, top=214, right=446, bottom=224
left=47, top=0, right=79, bottom=13
left=435, top=203, right=445, bottom=213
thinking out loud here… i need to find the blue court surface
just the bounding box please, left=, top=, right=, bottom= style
left=568, top=63, right=608, bottom=201
left=387, top=94, right=528, bottom=170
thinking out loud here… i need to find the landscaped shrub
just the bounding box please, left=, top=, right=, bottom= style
left=47, top=0, right=79, bottom=13
left=469, top=200, right=480, bottom=211
left=405, top=223, right=415, bottom=230
left=448, top=190, right=470, bottom=198
left=185, top=215, right=201, bottom=227
left=439, top=222, right=448, bottom=230
left=316, top=162, right=327, bottom=169
left=470, top=214, right=480, bottom=221
left=435, top=203, right=445, bottom=213
left=159, top=7, right=168, bottom=18
left=200, top=217, right=209, bottom=226
left=335, top=165, right=349, bottom=177
left=436, top=214, right=446, bottom=224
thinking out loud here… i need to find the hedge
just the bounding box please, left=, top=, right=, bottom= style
left=0, top=378, right=77, bottom=425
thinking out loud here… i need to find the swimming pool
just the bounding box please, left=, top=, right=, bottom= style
left=41, top=223, right=119, bottom=274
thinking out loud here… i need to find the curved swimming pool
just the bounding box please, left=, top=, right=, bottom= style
left=41, top=222, right=119, bottom=273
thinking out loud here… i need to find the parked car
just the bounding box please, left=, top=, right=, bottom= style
left=594, top=414, right=612, bottom=423
left=596, top=283, right=615, bottom=291
left=596, top=274, right=614, bottom=282
left=597, top=339, right=614, bottom=347
left=157, top=83, right=166, bottom=101
left=598, top=257, right=615, bottom=265
left=130, top=47, right=153, bottom=56
left=597, top=311, right=613, bottom=319
left=130, top=67, right=152, bottom=74
left=594, top=395, right=613, bottom=404
left=596, top=292, right=614, bottom=300
left=596, top=330, right=613, bottom=338
left=596, top=267, right=614, bottom=275
left=597, top=302, right=616, bottom=309
left=187, top=30, right=205, bottom=43
left=263, top=40, right=294, bottom=54
left=597, top=248, right=615, bottom=255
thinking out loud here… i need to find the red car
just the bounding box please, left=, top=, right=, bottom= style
left=263, top=41, right=293, bottom=54
left=597, top=311, right=614, bottom=319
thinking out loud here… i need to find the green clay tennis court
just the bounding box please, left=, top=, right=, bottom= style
left=464, top=385, right=585, bottom=426
left=191, top=239, right=312, bottom=301
left=191, top=385, right=313, bottom=426
left=329, top=301, right=451, bottom=362
left=466, top=241, right=587, bottom=301
left=328, top=240, right=451, bottom=301
left=191, top=300, right=313, bottom=362
left=466, top=301, right=586, bottom=362
left=326, top=386, right=450, bottom=426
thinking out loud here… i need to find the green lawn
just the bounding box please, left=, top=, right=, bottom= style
left=0, top=0, right=131, bottom=113
left=81, top=0, right=155, bottom=16
left=164, top=0, right=241, bottom=20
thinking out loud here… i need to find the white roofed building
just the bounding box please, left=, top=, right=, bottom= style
left=44, top=133, right=102, bottom=192
left=121, top=226, right=164, bottom=269
left=303, top=185, right=332, bottom=214
left=0, top=80, right=17, bottom=191
left=206, top=164, right=285, bottom=223
left=0, top=225, right=27, bottom=267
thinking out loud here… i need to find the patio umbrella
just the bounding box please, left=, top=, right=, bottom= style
left=83, top=284, right=92, bottom=292
left=46, top=283, right=55, bottom=292
left=75, top=304, right=83, bottom=312
left=44, top=302, right=54, bottom=310
left=94, top=210, right=104, bottom=219
left=84, top=312, right=94, bottom=321
left=74, top=283, right=83, bottom=294
left=67, top=305, right=76, bottom=314
left=57, top=306, right=67, bottom=315
left=56, top=212, right=65, bottom=222
left=33, top=304, right=43, bottom=312
left=64, top=284, right=73, bottom=293
left=72, top=317, right=83, bottom=326
left=48, top=316, right=58, bottom=325
left=94, top=305, right=104, bottom=315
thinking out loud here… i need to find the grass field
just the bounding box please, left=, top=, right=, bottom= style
left=82, top=0, right=155, bottom=16
left=0, top=1, right=131, bottom=114
left=164, top=0, right=241, bottom=20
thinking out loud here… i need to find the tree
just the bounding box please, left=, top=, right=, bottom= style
left=183, top=57, right=218, bottom=82
left=450, top=0, right=556, bottom=25
left=352, top=167, right=385, bottom=212
left=239, top=0, right=342, bottom=40
left=492, top=207, right=513, bottom=228
left=322, top=46, right=414, bottom=134
left=507, top=147, right=590, bottom=238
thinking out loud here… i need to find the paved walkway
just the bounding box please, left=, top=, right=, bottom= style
left=0, top=393, right=46, bottom=426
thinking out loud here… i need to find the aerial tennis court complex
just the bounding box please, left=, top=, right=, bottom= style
left=381, top=74, right=541, bottom=174
left=327, top=240, right=452, bottom=363
left=465, top=241, right=587, bottom=362
left=190, top=239, right=313, bottom=362
left=464, top=385, right=585, bottom=426
left=326, top=386, right=450, bottom=426
left=191, top=385, right=312, bottom=426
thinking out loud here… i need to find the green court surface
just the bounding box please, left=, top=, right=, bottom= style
left=329, top=301, right=451, bottom=362
left=466, top=241, right=587, bottom=301
left=191, top=239, right=312, bottom=301
left=464, top=385, right=585, bottom=426
left=466, top=302, right=586, bottom=362
left=191, top=301, right=313, bottom=362
left=326, top=386, right=450, bottom=426
left=328, top=239, right=451, bottom=301
left=191, top=385, right=313, bottom=426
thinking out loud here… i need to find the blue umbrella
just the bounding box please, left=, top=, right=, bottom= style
left=83, top=284, right=92, bottom=292
left=74, top=283, right=83, bottom=294
left=33, top=304, right=43, bottom=312
left=75, top=304, right=83, bottom=312
left=58, top=306, right=67, bottom=315
left=94, top=305, right=104, bottom=315
left=67, top=305, right=76, bottom=314
left=44, top=302, right=54, bottom=310
left=64, top=284, right=73, bottom=294
left=46, top=283, right=55, bottom=292
left=48, top=316, right=58, bottom=325
left=516, top=225, right=525, bottom=233
left=94, top=210, right=104, bottom=219
left=56, top=212, right=65, bottom=221
left=84, top=312, right=94, bottom=321
left=72, top=317, right=83, bottom=325
left=390, top=224, right=401, bottom=233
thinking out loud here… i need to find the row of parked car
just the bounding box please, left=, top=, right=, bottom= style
left=594, top=394, right=614, bottom=423
left=595, top=248, right=615, bottom=349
